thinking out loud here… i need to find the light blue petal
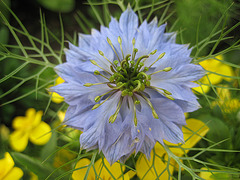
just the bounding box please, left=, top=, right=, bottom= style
left=78, top=33, right=92, bottom=47
left=174, top=99, right=201, bottom=112
left=80, top=92, right=122, bottom=151
left=103, top=131, right=134, bottom=165
left=135, top=20, right=150, bottom=53
left=119, top=6, right=138, bottom=53
left=159, top=121, right=184, bottom=144
left=151, top=98, right=186, bottom=125
left=140, top=136, right=155, bottom=159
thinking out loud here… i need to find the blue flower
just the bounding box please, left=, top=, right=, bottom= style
left=51, top=7, right=204, bottom=164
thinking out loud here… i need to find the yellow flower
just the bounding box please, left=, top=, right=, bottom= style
left=199, top=168, right=215, bottom=180
left=199, top=168, right=231, bottom=180
left=136, top=119, right=209, bottom=179
left=53, top=149, right=77, bottom=171
left=9, top=108, right=52, bottom=152
left=212, top=86, right=240, bottom=113
left=72, top=157, right=136, bottom=180
left=0, top=152, right=23, bottom=180
left=193, top=55, right=234, bottom=94
left=49, top=77, right=64, bottom=103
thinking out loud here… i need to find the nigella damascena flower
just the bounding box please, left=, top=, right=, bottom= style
left=51, top=7, right=204, bottom=164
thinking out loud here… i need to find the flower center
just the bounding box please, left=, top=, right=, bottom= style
left=84, top=37, right=174, bottom=125
left=108, top=54, right=151, bottom=96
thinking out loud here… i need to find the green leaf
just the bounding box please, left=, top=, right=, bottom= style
left=200, top=115, right=231, bottom=149
left=41, top=131, right=57, bottom=164
left=37, top=0, right=75, bottom=13
left=11, top=152, right=61, bottom=179
left=210, top=172, right=232, bottom=179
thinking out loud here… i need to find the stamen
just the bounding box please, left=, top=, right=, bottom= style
left=118, top=36, right=124, bottom=59
left=84, top=82, right=109, bottom=87
left=90, top=60, right=112, bottom=75
left=133, top=103, right=138, bottom=126
left=165, top=94, right=175, bottom=100
left=142, top=49, right=157, bottom=64
left=140, top=93, right=159, bottom=119
left=109, top=98, right=122, bottom=123
left=137, top=129, right=140, bottom=133
left=132, top=37, right=136, bottom=47
left=98, top=50, right=115, bottom=67
left=151, top=86, right=172, bottom=95
left=151, top=86, right=175, bottom=100
left=150, top=49, right=157, bottom=55
left=148, top=52, right=165, bottom=68
left=163, top=67, right=172, bottom=72
left=92, top=93, right=114, bottom=110
left=94, top=70, right=109, bottom=80
left=107, top=37, right=121, bottom=62
left=150, top=67, right=172, bottom=75
left=149, top=127, right=152, bottom=131
left=94, top=90, right=115, bottom=102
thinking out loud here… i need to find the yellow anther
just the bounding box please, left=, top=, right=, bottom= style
left=118, top=36, right=122, bottom=44
left=109, top=114, right=117, bottom=123
left=94, top=96, right=101, bottom=102
left=90, top=60, right=97, bottom=65
left=163, top=67, right=172, bottom=72
left=150, top=49, right=157, bottom=55
left=92, top=104, right=100, bottom=110
left=109, top=99, right=122, bottom=123
left=107, top=37, right=121, bottom=62
left=94, top=70, right=100, bottom=75
left=149, top=52, right=165, bottom=68
left=165, top=94, right=175, bottom=100
left=150, top=66, right=172, bottom=75
left=132, top=38, right=136, bottom=46
left=107, top=37, right=112, bottom=45
left=163, top=89, right=172, bottom=95
left=84, top=83, right=93, bottom=87
left=98, top=50, right=104, bottom=56
left=90, top=60, right=112, bottom=75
